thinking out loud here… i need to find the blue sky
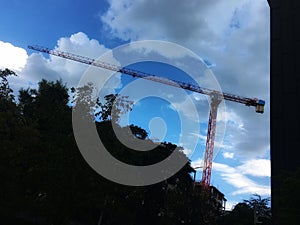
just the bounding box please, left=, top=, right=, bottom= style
left=0, top=0, right=270, bottom=210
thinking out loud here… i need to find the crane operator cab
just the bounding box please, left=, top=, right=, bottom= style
left=255, top=99, right=265, bottom=113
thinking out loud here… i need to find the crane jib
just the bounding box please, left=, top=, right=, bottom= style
left=28, top=45, right=265, bottom=114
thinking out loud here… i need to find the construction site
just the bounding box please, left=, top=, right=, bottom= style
left=28, top=44, right=265, bottom=190
left=2, top=0, right=300, bottom=224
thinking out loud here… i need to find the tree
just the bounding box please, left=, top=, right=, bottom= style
left=1, top=76, right=223, bottom=225
left=0, top=68, right=16, bottom=102
left=18, top=88, right=37, bottom=120
left=34, top=79, right=70, bottom=132
left=243, top=194, right=271, bottom=225
left=0, top=69, right=21, bottom=219
left=219, top=195, right=271, bottom=225
left=71, top=83, right=96, bottom=123
left=94, top=93, right=219, bottom=225
left=0, top=69, right=42, bottom=223
left=96, top=93, right=133, bottom=123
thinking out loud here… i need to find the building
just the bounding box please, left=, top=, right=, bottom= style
left=269, top=0, right=300, bottom=224
left=193, top=182, right=227, bottom=212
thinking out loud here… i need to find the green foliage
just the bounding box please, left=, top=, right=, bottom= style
left=0, top=68, right=16, bottom=102
left=1, top=76, right=223, bottom=225
left=244, top=194, right=271, bottom=223
left=18, top=88, right=37, bottom=120
left=71, top=82, right=96, bottom=123
left=219, top=195, right=271, bottom=225
left=96, top=93, right=133, bottom=123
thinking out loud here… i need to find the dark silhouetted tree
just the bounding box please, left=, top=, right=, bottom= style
left=0, top=68, right=16, bottom=101
left=244, top=194, right=271, bottom=224
left=219, top=195, right=271, bottom=225
left=1, top=76, right=224, bottom=225
left=96, top=93, right=133, bottom=123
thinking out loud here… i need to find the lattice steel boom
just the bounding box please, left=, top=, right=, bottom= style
left=28, top=45, right=265, bottom=188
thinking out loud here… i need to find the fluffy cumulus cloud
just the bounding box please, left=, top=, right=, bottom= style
left=7, top=32, right=122, bottom=95
left=100, top=0, right=269, bottom=65
left=100, top=0, right=270, bottom=160
left=101, top=0, right=246, bottom=45
left=0, top=41, right=28, bottom=71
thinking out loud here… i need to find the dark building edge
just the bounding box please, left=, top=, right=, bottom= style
left=269, top=0, right=300, bottom=224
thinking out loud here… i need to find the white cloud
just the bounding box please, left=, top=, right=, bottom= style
left=101, top=0, right=247, bottom=45
left=232, top=185, right=270, bottom=196
left=100, top=0, right=269, bottom=64
left=223, top=152, right=234, bottom=159
left=100, top=0, right=270, bottom=160
left=221, top=107, right=270, bottom=159
left=50, top=32, right=114, bottom=88
left=8, top=32, right=122, bottom=96
left=217, top=109, right=243, bottom=127
left=237, top=159, right=270, bottom=177
left=123, top=40, right=196, bottom=60
left=213, top=162, right=270, bottom=196
left=56, top=32, right=109, bottom=59
left=0, top=41, right=28, bottom=71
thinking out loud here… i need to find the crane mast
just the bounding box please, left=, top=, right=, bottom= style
left=28, top=45, right=265, bottom=189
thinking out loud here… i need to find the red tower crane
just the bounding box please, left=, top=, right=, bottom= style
left=28, top=45, right=265, bottom=189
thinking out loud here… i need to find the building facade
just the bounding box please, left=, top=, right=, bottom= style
left=269, top=0, right=300, bottom=224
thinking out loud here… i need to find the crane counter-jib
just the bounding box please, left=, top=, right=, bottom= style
left=28, top=45, right=265, bottom=114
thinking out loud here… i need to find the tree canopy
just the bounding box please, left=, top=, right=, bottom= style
left=1, top=70, right=277, bottom=225
left=218, top=194, right=271, bottom=225
left=0, top=72, right=226, bottom=225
